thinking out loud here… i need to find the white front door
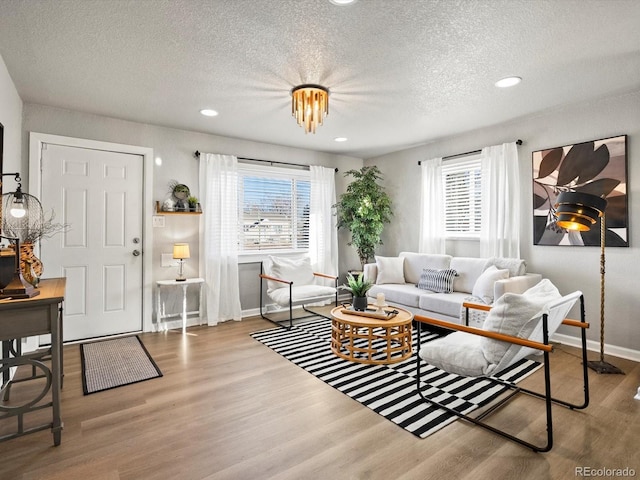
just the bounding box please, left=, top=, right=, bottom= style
left=39, top=143, right=144, bottom=341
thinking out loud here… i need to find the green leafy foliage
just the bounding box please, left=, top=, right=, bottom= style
left=334, top=166, right=393, bottom=268
left=340, top=272, right=373, bottom=297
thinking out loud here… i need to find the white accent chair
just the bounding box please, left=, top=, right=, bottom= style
left=259, top=256, right=338, bottom=329
left=415, top=280, right=590, bottom=452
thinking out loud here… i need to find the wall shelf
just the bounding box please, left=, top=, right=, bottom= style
left=155, top=201, right=202, bottom=215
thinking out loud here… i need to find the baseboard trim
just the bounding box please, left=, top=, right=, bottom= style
left=552, top=333, right=640, bottom=363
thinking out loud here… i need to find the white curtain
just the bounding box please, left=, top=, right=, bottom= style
left=199, top=153, right=242, bottom=325
left=419, top=157, right=446, bottom=254
left=480, top=142, right=520, bottom=258
left=309, top=165, right=338, bottom=276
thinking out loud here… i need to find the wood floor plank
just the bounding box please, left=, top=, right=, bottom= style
left=1, top=314, right=639, bottom=480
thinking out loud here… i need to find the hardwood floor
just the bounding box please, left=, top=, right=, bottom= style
left=2, top=314, right=639, bottom=480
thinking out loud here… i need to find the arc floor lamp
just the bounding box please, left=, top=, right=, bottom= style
left=554, top=191, right=623, bottom=374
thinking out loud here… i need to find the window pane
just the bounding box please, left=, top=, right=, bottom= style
left=442, top=158, right=482, bottom=236
left=238, top=168, right=310, bottom=251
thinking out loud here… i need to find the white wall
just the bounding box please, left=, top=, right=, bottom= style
left=366, top=89, right=640, bottom=357
left=20, top=103, right=363, bottom=319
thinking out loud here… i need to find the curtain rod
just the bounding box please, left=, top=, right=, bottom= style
left=417, top=139, right=523, bottom=166
left=194, top=151, right=338, bottom=172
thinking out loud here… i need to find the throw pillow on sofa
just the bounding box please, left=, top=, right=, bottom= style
left=487, top=257, right=526, bottom=277
left=375, top=256, right=405, bottom=284
left=417, top=268, right=458, bottom=293
left=472, top=265, right=509, bottom=304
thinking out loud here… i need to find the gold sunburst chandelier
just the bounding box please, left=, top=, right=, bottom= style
left=291, top=84, right=329, bottom=134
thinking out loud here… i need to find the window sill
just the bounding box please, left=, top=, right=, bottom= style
left=238, top=249, right=309, bottom=264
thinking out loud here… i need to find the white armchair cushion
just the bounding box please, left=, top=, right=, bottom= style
left=269, top=284, right=336, bottom=306
left=267, top=256, right=314, bottom=293
left=472, top=265, right=509, bottom=304
left=480, top=279, right=561, bottom=367
left=375, top=256, right=405, bottom=284
left=418, top=332, right=489, bottom=377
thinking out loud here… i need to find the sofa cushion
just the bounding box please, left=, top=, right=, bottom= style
left=450, top=257, right=489, bottom=294
left=419, top=291, right=469, bottom=318
left=472, top=265, right=509, bottom=304
left=267, top=256, right=314, bottom=293
left=417, top=268, right=458, bottom=293
left=487, top=257, right=526, bottom=277
left=481, top=279, right=561, bottom=367
left=375, top=256, right=405, bottom=284
left=399, top=252, right=452, bottom=285
left=369, top=284, right=422, bottom=308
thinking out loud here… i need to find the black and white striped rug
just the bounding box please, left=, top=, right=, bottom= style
left=251, top=316, right=541, bottom=439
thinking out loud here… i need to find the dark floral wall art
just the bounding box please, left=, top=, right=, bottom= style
left=532, top=135, right=628, bottom=247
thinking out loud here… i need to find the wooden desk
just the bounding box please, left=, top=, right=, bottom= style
left=0, top=277, right=65, bottom=445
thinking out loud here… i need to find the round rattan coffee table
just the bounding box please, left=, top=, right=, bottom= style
left=330, top=305, right=413, bottom=365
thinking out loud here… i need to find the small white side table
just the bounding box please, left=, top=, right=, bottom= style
left=156, top=278, right=204, bottom=333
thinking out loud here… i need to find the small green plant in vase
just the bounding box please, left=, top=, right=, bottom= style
left=341, top=272, right=373, bottom=311
left=187, top=196, right=199, bottom=211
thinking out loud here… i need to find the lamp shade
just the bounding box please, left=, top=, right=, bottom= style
left=554, top=191, right=607, bottom=232
left=1, top=185, right=45, bottom=243
left=173, top=243, right=190, bottom=260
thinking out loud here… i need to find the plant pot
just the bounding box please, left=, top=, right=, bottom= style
left=352, top=296, right=368, bottom=312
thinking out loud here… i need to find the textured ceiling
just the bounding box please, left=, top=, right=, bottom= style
left=1, top=0, right=639, bottom=159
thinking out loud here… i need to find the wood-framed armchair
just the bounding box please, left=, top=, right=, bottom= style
left=415, top=281, right=590, bottom=452
left=259, top=256, right=338, bottom=329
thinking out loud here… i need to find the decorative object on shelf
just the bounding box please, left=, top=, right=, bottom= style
left=291, top=84, right=329, bottom=134
left=533, top=135, right=628, bottom=246
left=340, top=271, right=372, bottom=311
left=334, top=166, right=393, bottom=269
left=155, top=201, right=202, bottom=215
left=554, top=191, right=623, bottom=375
left=162, top=198, right=175, bottom=212
left=169, top=180, right=190, bottom=200
left=173, top=243, right=190, bottom=282
left=187, top=196, right=199, bottom=212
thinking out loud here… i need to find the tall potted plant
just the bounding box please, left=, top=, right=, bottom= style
left=334, top=166, right=393, bottom=269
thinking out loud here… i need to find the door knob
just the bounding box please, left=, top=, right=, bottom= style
left=132, top=250, right=141, bottom=256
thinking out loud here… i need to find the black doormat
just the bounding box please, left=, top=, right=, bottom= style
left=80, top=336, right=162, bottom=395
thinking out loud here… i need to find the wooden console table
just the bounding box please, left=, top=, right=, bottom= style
left=0, top=277, right=65, bottom=445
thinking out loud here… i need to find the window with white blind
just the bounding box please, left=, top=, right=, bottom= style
left=442, top=155, right=482, bottom=237
left=237, top=164, right=310, bottom=252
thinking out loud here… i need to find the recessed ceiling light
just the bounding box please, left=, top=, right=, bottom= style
left=495, top=76, right=522, bottom=88
left=200, top=109, right=219, bottom=117
left=329, top=0, right=357, bottom=5
left=334, top=137, right=348, bottom=142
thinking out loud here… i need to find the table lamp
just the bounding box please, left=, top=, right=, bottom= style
left=554, top=191, right=623, bottom=374
left=173, top=243, right=190, bottom=282
left=0, top=172, right=41, bottom=298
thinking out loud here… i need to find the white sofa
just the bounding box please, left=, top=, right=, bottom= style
left=363, top=252, right=542, bottom=326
